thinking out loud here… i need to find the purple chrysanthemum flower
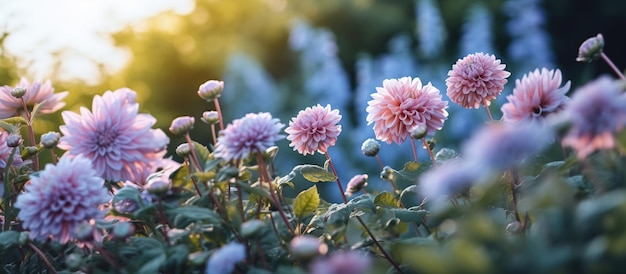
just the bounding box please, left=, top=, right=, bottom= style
left=462, top=122, right=553, bottom=172
left=214, top=112, right=284, bottom=161
left=366, top=76, right=448, bottom=144
left=561, top=77, right=626, bottom=159
left=446, top=52, right=511, bottom=109
left=205, top=242, right=246, bottom=274
left=15, top=155, right=110, bottom=244
left=501, top=68, right=571, bottom=123
left=285, top=104, right=342, bottom=156
left=310, top=250, right=372, bottom=274
left=0, top=77, right=69, bottom=119
left=58, top=88, right=169, bottom=184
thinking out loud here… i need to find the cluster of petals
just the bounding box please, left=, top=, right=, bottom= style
left=0, top=77, right=69, bottom=119
left=501, top=68, right=571, bottom=123
left=58, top=88, right=170, bottom=184
left=462, top=122, right=553, bottom=173
left=15, top=155, right=110, bottom=244
left=214, top=112, right=284, bottom=161
left=561, top=76, right=626, bottom=159
left=446, top=52, right=511, bottom=109
left=366, top=76, right=448, bottom=144
left=285, top=104, right=342, bottom=155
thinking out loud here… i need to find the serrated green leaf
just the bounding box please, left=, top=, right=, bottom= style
left=374, top=192, right=399, bottom=208
left=294, top=164, right=337, bottom=183
left=294, top=186, right=320, bottom=219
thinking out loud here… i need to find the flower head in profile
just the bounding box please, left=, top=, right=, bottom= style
left=561, top=77, right=626, bottom=159
left=310, top=250, right=372, bottom=274
left=501, top=68, right=571, bottom=123
left=58, top=88, right=170, bottom=184
left=366, top=77, right=448, bottom=144
left=344, top=174, right=368, bottom=197
left=0, top=131, right=26, bottom=171
left=446, top=52, right=511, bottom=109
left=462, top=122, right=553, bottom=172
left=0, top=77, right=69, bottom=118
left=576, top=33, right=604, bottom=62
left=214, top=112, right=284, bottom=161
left=15, top=155, right=110, bottom=244
left=285, top=104, right=342, bottom=156
left=205, top=242, right=246, bottom=274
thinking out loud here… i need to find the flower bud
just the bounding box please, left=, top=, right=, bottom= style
left=175, top=143, right=191, bottom=157
left=21, top=146, right=38, bottom=158
left=114, top=198, right=138, bottom=214
left=506, top=221, right=523, bottom=235
left=10, top=87, right=26, bottom=99
left=19, top=231, right=29, bottom=245
left=409, top=124, right=428, bottom=140
left=576, top=33, right=604, bottom=62
left=65, top=253, right=83, bottom=271
left=40, top=131, right=61, bottom=149
left=289, top=235, right=328, bottom=259
left=201, top=111, right=220, bottom=124
left=240, top=219, right=264, bottom=238
left=169, top=116, right=195, bottom=135
left=112, top=221, right=135, bottom=240
left=361, top=138, right=380, bottom=157
left=145, top=176, right=170, bottom=195
left=74, top=221, right=95, bottom=242
left=6, top=133, right=22, bottom=147
left=344, top=174, right=368, bottom=197
left=198, top=80, right=224, bottom=101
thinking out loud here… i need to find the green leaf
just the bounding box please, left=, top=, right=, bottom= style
left=434, top=148, right=457, bottom=162
left=382, top=162, right=431, bottom=191
left=294, top=164, right=337, bottom=183
left=293, top=186, right=320, bottom=219
left=391, top=207, right=428, bottom=223
left=374, top=192, right=399, bottom=208
left=0, top=120, right=19, bottom=133
left=237, top=181, right=272, bottom=201
left=0, top=231, right=20, bottom=251
left=29, top=99, right=47, bottom=123
left=166, top=206, right=221, bottom=225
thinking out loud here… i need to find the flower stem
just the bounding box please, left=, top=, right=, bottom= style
left=508, top=168, right=522, bottom=223
left=374, top=155, right=385, bottom=169
left=355, top=216, right=403, bottom=273
left=184, top=134, right=203, bottom=197
left=255, top=153, right=294, bottom=234
left=410, top=140, right=419, bottom=162
left=28, top=242, right=57, bottom=274
left=324, top=153, right=347, bottom=203
left=422, top=138, right=437, bottom=167
left=483, top=104, right=494, bottom=121
left=210, top=124, right=218, bottom=146
left=213, top=98, right=225, bottom=131
left=20, top=98, right=39, bottom=171
left=601, top=52, right=626, bottom=81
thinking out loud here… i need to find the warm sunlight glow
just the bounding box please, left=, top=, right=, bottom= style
left=0, top=0, right=194, bottom=84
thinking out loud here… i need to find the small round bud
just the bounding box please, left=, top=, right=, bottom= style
left=240, top=219, right=264, bottom=238
left=361, top=138, right=380, bottom=157
left=40, top=131, right=61, bottom=149
left=10, top=87, right=26, bottom=99
left=22, top=146, right=38, bottom=157
left=112, top=221, right=135, bottom=240
left=175, top=143, right=191, bottom=157
left=169, top=116, right=195, bottom=135
left=576, top=33, right=604, bottom=62
left=19, top=231, right=30, bottom=245
left=409, top=124, right=428, bottom=140
left=198, top=80, right=224, bottom=101
left=145, top=176, right=170, bottom=195
left=65, top=253, right=83, bottom=271
left=506, top=221, right=523, bottom=235
left=344, top=174, right=368, bottom=197
left=6, top=133, right=22, bottom=147
left=201, top=111, right=220, bottom=124
left=289, top=235, right=328, bottom=259
left=74, top=221, right=95, bottom=242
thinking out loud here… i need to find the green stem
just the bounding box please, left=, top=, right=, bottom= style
left=324, top=153, right=347, bottom=203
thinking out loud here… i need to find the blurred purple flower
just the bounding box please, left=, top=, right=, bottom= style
left=501, top=68, right=570, bottom=123
left=214, top=112, right=284, bottom=161
left=0, top=77, right=69, bottom=118
left=205, top=242, right=246, bottom=274
left=446, top=53, right=510, bottom=109
left=310, top=250, right=372, bottom=274
left=285, top=104, right=342, bottom=156
left=58, top=88, right=169, bottom=184
left=462, top=122, right=553, bottom=172
left=561, top=77, right=626, bottom=158
left=344, top=174, right=368, bottom=197
left=15, top=155, right=110, bottom=244
left=0, top=131, right=26, bottom=170
left=366, top=76, right=448, bottom=144
left=419, top=158, right=481, bottom=199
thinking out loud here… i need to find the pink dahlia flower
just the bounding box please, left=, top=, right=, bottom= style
left=446, top=52, right=511, bottom=109
left=58, top=88, right=170, bottom=184
left=285, top=104, right=342, bottom=156
left=214, top=112, right=284, bottom=161
left=561, top=77, right=626, bottom=159
left=501, top=68, right=571, bottom=123
left=15, top=155, right=110, bottom=244
left=366, top=76, right=448, bottom=144
left=0, top=77, right=69, bottom=118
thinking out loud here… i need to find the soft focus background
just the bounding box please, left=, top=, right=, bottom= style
left=1, top=0, right=625, bottom=201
